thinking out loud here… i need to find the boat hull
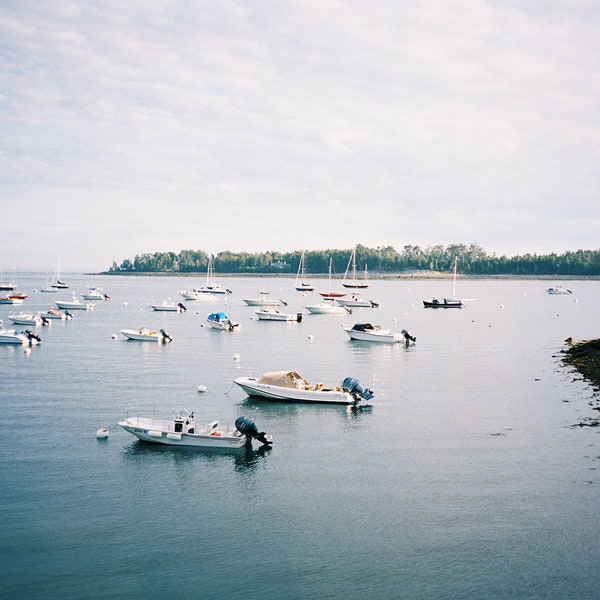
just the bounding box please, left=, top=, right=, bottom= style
left=120, top=330, right=163, bottom=341
left=343, top=328, right=399, bottom=343
left=56, top=301, right=94, bottom=310
left=336, top=298, right=378, bottom=308
left=255, top=309, right=300, bottom=321
left=243, top=298, right=285, bottom=306
left=119, top=418, right=247, bottom=448
left=305, top=303, right=348, bottom=314
left=234, top=377, right=354, bottom=404
left=423, top=299, right=464, bottom=308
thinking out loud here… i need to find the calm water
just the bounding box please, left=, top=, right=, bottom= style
left=1, top=273, right=599, bottom=599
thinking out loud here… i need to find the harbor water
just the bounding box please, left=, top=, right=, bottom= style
left=1, top=273, right=599, bottom=599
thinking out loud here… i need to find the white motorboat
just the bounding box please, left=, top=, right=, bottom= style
left=336, top=294, right=379, bottom=308
left=150, top=302, right=187, bottom=312
left=119, top=411, right=272, bottom=448
left=56, top=298, right=95, bottom=311
left=255, top=308, right=302, bottom=321
left=234, top=371, right=374, bottom=405
left=0, top=324, right=41, bottom=345
left=206, top=312, right=240, bottom=331
left=179, top=289, right=217, bottom=301
left=547, top=285, right=572, bottom=295
left=81, top=287, right=110, bottom=300
left=305, top=299, right=349, bottom=314
left=343, top=323, right=416, bottom=344
left=7, top=312, right=43, bottom=327
left=119, top=327, right=172, bottom=342
left=243, top=291, right=287, bottom=307
left=294, top=251, right=314, bottom=291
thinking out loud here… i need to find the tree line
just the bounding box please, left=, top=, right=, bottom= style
left=107, top=244, right=600, bottom=276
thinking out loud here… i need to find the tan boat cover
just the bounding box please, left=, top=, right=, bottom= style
left=256, top=371, right=309, bottom=388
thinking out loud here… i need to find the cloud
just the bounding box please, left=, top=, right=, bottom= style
left=2, top=0, right=599, bottom=269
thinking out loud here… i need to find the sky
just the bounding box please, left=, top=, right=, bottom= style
left=1, top=0, right=599, bottom=272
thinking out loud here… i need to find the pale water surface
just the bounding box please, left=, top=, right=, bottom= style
left=1, top=274, right=599, bottom=599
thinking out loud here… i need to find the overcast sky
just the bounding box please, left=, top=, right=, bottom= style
left=2, top=0, right=599, bottom=271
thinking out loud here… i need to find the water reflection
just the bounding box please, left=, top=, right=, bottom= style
left=241, top=396, right=373, bottom=420
left=121, top=438, right=272, bottom=473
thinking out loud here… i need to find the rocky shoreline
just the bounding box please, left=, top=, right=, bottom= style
left=562, top=338, right=600, bottom=427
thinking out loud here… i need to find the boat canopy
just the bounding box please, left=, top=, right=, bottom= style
left=351, top=323, right=376, bottom=332
left=208, top=312, right=228, bottom=321
left=256, top=370, right=308, bottom=389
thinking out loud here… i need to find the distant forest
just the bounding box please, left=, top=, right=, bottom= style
left=107, top=244, right=600, bottom=276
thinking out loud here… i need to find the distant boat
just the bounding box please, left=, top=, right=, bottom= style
left=342, top=247, right=369, bottom=289
left=307, top=259, right=350, bottom=313
left=50, top=257, right=69, bottom=289
left=423, top=258, right=467, bottom=308
left=546, top=285, right=572, bottom=295
left=255, top=308, right=302, bottom=322
left=206, top=312, right=240, bottom=331
left=151, top=302, right=187, bottom=312
left=0, top=324, right=41, bottom=345
left=81, top=287, right=109, bottom=301
left=55, top=297, right=95, bottom=311
left=119, top=327, right=172, bottom=342
left=193, top=255, right=231, bottom=295
left=294, top=251, right=314, bottom=291
left=336, top=294, right=379, bottom=308
left=0, top=263, right=17, bottom=291
left=343, top=323, right=416, bottom=344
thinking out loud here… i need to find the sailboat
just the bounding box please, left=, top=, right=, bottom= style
left=342, top=247, right=369, bottom=289
left=193, top=255, right=230, bottom=295
left=294, top=251, right=314, bottom=291
left=306, top=259, right=349, bottom=314
left=50, top=257, right=69, bottom=289
left=423, top=257, right=464, bottom=308
left=0, top=264, right=17, bottom=291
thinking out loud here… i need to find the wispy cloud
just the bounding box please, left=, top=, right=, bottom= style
left=2, top=0, right=599, bottom=269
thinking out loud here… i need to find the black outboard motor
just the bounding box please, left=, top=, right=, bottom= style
left=24, top=330, right=42, bottom=345
left=177, top=302, right=187, bottom=312
left=401, top=329, right=416, bottom=343
left=296, top=313, right=303, bottom=322
left=160, top=329, right=172, bottom=342
left=342, top=377, right=374, bottom=402
left=235, top=417, right=272, bottom=446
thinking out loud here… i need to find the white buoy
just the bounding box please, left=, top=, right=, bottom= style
left=197, top=384, right=207, bottom=393
left=233, top=354, right=240, bottom=361
left=499, top=304, right=504, bottom=309
left=308, top=334, right=314, bottom=341
left=112, top=333, right=118, bottom=339
left=96, top=428, right=109, bottom=439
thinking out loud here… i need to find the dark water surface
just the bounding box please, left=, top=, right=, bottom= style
left=1, top=274, right=599, bottom=599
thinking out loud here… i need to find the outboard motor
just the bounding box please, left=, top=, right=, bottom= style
left=342, top=377, right=374, bottom=402
left=24, top=330, right=42, bottom=345
left=401, top=329, right=416, bottom=343
left=160, top=329, right=172, bottom=343
left=177, top=302, right=187, bottom=312
left=235, top=416, right=272, bottom=446
left=296, top=312, right=303, bottom=322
